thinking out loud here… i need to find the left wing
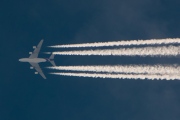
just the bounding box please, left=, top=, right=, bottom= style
left=29, top=40, right=44, bottom=58
left=29, top=62, right=46, bottom=79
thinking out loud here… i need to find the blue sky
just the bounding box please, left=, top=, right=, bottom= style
left=1, top=0, right=180, bottom=120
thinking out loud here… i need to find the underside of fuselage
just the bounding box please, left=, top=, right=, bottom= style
left=19, top=58, right=46, bottom=63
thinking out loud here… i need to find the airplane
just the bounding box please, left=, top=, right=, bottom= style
left=19, top=39, right=56, bottom=79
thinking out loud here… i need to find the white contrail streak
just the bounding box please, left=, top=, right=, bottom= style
left=43, top=52, right=52, bottom=54
left=48, top=65, right=180, bottom=74
left=49, top=38, right=180, bottom=48
left=50, top=72, right=180, bottom=80
left=53, top=46, right=180, bottom=56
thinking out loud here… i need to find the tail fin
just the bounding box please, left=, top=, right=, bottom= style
left=49, top=54, right=56, bottom=66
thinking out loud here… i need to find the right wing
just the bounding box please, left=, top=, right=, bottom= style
left=29, top=40, right=44, bottom=58
left=29, top=62, right=46, bottom=79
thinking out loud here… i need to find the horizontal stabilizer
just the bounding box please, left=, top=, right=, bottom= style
left=49, top=54, right=56, bottom=66
left=49, top=54, right=55, bottom=59
left=50, top=61, right=56, bottom=66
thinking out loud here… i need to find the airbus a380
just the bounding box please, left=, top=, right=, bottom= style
left=19, top=40, right=56, bottom=79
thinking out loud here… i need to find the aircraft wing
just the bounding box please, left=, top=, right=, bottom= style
left=29, top=40, right=44, bottom=58
left=29, top=62, right=46, bottom=79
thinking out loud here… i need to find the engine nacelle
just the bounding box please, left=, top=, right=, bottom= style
left=33, top=46, right=36, bottom=49
left=30, top=67, right=33, bottom=69
left=35, top=72, right=38, bottom=74
left=29, top=52, right=32, bottom=54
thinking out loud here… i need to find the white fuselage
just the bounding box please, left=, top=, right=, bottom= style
left=19, top=58, right=46, bottom=63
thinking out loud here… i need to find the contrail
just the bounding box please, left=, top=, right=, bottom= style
left=50, top=72, right=180, bottom=80
left=53, top=46, right=180, bottom=56
left=43, top=52, right=51, bottom=54
left=48, top=65, right=180, bottom=74
left=49, top=38, right=180, bottom=48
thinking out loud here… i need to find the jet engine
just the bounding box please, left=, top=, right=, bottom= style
left=29, top=52, right=32, bottom=54
left=35, top=72, right=38, bottom=74
left=33, top=46, right=36, bottom=49
left=30, top=67, right=33, bottom=69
